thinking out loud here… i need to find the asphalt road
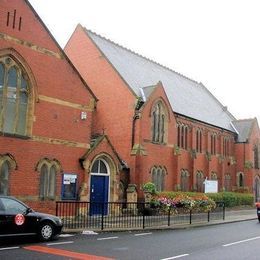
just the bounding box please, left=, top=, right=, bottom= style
left=1, top=220, right=260, bottom=259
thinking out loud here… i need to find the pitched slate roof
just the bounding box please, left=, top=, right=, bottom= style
left=85, top=28, right=236, bottom=132
left=232, top=119, right=255, bottom=142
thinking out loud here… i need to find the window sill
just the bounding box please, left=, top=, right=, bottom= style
left=151, top=141, right=167, bottom=146
left=0, top=132, right=31, bottom=140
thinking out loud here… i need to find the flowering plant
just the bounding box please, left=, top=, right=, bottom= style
left=151, top=192, right=216, bottom=213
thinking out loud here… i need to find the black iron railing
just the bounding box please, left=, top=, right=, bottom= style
left=56, top=201, right=225, bottom=231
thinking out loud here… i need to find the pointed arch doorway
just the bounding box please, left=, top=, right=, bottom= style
left=90, top=159, right=110, bottom=215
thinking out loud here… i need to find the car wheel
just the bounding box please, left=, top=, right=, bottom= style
left=38, top=222, right=54, bottom=241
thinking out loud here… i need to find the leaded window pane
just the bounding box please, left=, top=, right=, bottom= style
left=48, top=166, right=56, bottom=198
left=196, top=172, right=204, bottom=192
left=0, top=161, right=9, bottom=195
left=40, top=164, right=48, bottom=199
left=4, top=99, right=16, bottom=133
left=91, top=161, right=99, bottom=173
left=152, top=169, right=156, bottom=185
left=161, top=170, right=165, bottom=191
left=7, top=67, right=17, bottom=88
left=99, top=160, right=107, bottom=174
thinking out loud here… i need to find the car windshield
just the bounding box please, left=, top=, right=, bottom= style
left=1, top=198, right=28, bottom=214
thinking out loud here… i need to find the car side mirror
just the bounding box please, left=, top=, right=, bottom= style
left=26, top=208, right=33, bottom=214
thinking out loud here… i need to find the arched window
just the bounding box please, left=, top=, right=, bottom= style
left=151, top=166, right=166, bottom=192
left=0, top=56, right=30, bottom=136
left=196, top=129, right=202, bottom=153
left=0, top=161, right=10, bottom=195
left=0, top=154, right=16, bottom=196
left=223, top=137, right=230, bottom=157
left=224, top=174, right=231, bottom=191
left=210, top=172, right=218, bottom=180
left=152, top=101, right=167, bottom=144
left=210, top=133, right=217, bottom=155
left=196, top=171, right=204, bottom=192
left=38, top=159, right=61, bottom=200
left=254, top=144, right=259, bottom=169
left=238, top=172, right=244, bottom=187
left=177, top=123, right=188, bottom=149
left=91, top=159, right=108, bottom=174
left=180, top=169, right=190, bottom=191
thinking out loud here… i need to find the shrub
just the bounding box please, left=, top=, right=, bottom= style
left=142, top=182, right=157, bottom=195
left=206, top=192, right=254, bottom=207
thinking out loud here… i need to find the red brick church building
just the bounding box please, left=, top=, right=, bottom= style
left=1, top=0, right=260, bottom=214
left=65, top=24, right=260, bottom=201
left=0, top=0, right=126, bottom=214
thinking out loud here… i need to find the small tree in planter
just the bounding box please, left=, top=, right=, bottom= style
left=142, top=182, right=156, bottom=194
left=141, top=182, right=158, bottom=215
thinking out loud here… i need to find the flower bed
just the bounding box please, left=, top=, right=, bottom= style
left=150, top=192, right=216, bottom=214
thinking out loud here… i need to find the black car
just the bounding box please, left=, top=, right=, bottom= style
left=0, top=196, right=63, bottom=241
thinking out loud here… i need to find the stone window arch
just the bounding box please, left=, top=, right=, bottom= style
left=151, top=100, right=168, bottom=144
left=0, top=54, right=34, bottom=137
left=0, top=154, right=17, bottom=195
left=36, top=158, right=62, bottom=200
left=210, top=171, right=218, bottom=180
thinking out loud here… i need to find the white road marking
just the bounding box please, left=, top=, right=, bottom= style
left=161, top=254, right=189, bottom=260
left=59, top=234, right=75, bottom=237
left=97, top=236, right=119, bottom=241
left=82, top=230, right=98, bottom=235
left=134, top=232, right=152, bottom=236
left=46, top=241, right=74, bottom=246
left=223, top=236, right=260, bottom=247
left=0, top=246, right=20, bottom=251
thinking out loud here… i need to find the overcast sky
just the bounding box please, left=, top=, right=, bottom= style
left=29, top=0, right=260, bottom=124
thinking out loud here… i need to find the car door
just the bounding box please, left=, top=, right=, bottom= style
left=1, top=197, right=38, bottom=235
left=0, top=198, right=8, bottom=235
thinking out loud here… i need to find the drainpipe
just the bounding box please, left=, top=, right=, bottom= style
left=132, top=113, right=138, bottom=148
left=132, top=98, right=144, bottom=148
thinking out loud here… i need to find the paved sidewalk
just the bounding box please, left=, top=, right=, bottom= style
left=224, top=208, right=256, bottom=222
left=146, top=208, right=258, bottom=231
left=63, top=208, right=258, bottom=233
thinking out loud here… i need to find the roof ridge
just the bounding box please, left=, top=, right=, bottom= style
left=233, top=118, right=255, bottom=122
left=85, top=28, right=199, bottom=85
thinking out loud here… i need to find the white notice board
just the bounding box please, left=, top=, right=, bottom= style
left=204, top=180, right=218, bottom=193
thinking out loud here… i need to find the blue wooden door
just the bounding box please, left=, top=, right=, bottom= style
left=90, top=175, right=109, bottom=215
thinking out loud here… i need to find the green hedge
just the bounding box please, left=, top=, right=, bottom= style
left=206, top=192, right=254, bottom=207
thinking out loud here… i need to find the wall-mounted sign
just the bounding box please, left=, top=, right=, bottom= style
left=204, top=180, right=218, bottom=193
left=61, top=173, right=78, bottom=200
